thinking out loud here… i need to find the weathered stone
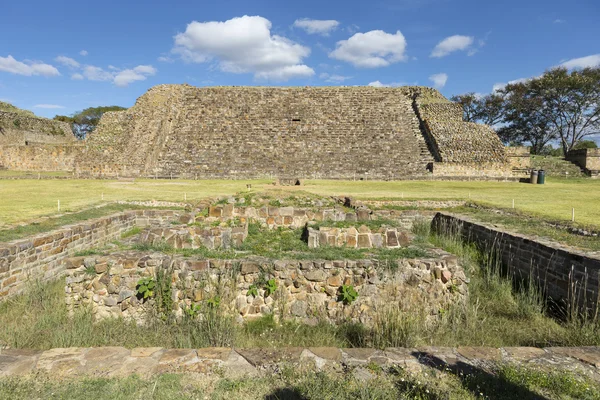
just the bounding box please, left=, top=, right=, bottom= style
left=291, top=300, right=308, bottom=317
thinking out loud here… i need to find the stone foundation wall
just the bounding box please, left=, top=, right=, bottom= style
left=206, top=204, right=372, bottom=229
left=0, top=111, right=74, bottom=145
left=0, top=144, right=82, bottom=171
left=505, top=146, right=531, bottom=171
left=430, top=162, right=515, bottom=178
left=431, top=212, right=600, bottom=313
left=138, top=224, right=248, bottom=250
left=0, top=210, right=179, bottom=299
left=64, top=250, right=466, bottom=325
left=566, top=148, right=600, bottom=178
left=307, top=226, right=411, bottom=249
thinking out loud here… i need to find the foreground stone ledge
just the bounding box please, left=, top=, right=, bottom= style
left=1, top=346, right=599, bottom=380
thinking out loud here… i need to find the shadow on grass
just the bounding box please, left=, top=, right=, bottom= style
left=411, top=352, right=547, bottom=400
left=264, top=387, right=308, bottom=400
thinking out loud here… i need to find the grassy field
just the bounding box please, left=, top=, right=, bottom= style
left=0, top=176, right=598, bottom=228
left=1, top=365, right=599, bottom=400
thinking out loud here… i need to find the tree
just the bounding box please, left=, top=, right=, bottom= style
left=451, top=92, right=505, bottom=126
left=573, top=139, right=598, bottom=149
left=500, top=67, right=600, bottom=155
left=541, top=67, right=600, bottom=154
left=54, top=105, right=126, bottom=139
left=498, top=81, right=560, bottom=153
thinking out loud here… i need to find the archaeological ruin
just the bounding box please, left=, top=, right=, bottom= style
left=1, top=85, right=534, bottom=180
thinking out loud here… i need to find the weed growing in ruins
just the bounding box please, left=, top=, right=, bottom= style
left=264, top=279, right=278, bottom=297
left=135, top=277, right=155, bottom=300
left=120, top=227, right=141, bottom=239
left=247, top=284, right=258, bottom=297
left=338, top=285, right=358, bottom=305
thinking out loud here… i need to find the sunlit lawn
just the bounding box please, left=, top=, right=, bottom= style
left=0, top=175, right=598, bottom=227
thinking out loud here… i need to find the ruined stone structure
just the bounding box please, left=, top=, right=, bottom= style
left=1, top=86, right=528, bottom=179
left=0, top=107, right=77, bottom=171
left=566, top=148, right=600, bottom=178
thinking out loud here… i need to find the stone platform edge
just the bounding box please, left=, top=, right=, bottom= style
left=1, top=346, right=599, bottom=379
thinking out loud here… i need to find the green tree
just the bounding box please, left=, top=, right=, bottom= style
left=54, top=105, right=126, bottom=139
left=500, top=67, right=600, bottom=154
left=451, top=92, right=505, bottom=126
left=573, top=139, right=598, bottom=149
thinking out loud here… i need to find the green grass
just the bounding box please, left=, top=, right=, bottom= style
left=2, top=226, right=600, bottom=351
left=128, top=223, right=429, bottom=264
left=0, top=204, right=182, bottom=243
left=0, top=363, right=598, bottom=400
left=452, top=205, right=600, bottom=251
left=0, top=177, right=598, bottom=228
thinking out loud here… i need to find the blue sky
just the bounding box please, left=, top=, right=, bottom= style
left=1, top=0, right=599, bottom=123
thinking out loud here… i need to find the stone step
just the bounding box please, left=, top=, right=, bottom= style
left=1, top=346, right=598, bottom=379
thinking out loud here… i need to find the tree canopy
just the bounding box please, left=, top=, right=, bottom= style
left=452, top=67, right=600, bottom=155
left=54, top=106, right=126, bottom=139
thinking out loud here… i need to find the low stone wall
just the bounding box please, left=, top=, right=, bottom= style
left=505, top=146, right=531, bottom=172
left=137, top=223, right=248, bottom=249
left=431, top=212, right=600, bottom=313
left=307, top=226, right=411, bottom=249
left=0, top=210, right=179, bottom=299
left=207, top=204, right=371, bottom=229
left=0, top=144, right=82, bottom=171
left=1, top=346, right=599, bottom=379
left=566, top=148, right=600, bottom=178
left=430, top=162, right=516, bottom=178
left=64, top=250, right=466, bottom=325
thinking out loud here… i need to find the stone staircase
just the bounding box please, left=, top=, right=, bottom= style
left=531, top=155, right=586, bottom=177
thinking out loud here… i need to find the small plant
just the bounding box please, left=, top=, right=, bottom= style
left=13, top=119, right=21, bottom=128
left=338, top=285, right=358, bottom=305
left=121, top=227, right=141, bottom=239
left=247, top=284, right=258, bottom=297
left=136, top=277, right=156, bottom=300
left=207, top=296, right=221, bottom=309
left=263, top=279, right=278, bottom=297
left=184, top=303, right=202, bottom=319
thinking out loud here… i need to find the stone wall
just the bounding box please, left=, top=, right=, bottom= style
left=307, top=226, right=411, bottom=248
left=430, top=162, right=515, bottom=178
left=76, top=85, right=444, bottom=179
left=431, top=212, right=600, bottom=313
left=206, top=204, right=372, bottom=229
left=0, top=210, right=179, bottom=299
left=0, top=144, right=81, bottom=171
left=0, top=111, right=74, bottom=145
left=505, top=146, right=531, bottom=172
left=566, top=148, right=600, bottom=178
left=413, top=93, right=508, bottom=173
left=137, top=224, right=248, bottom=250
left=64, top=250, right=466, bottom=324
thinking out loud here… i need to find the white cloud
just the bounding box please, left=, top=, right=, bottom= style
left=0, top=55, right=60, bottom=77
left=113, top=65, right=157, bottom=87
left=73, top=64, right=157, bottom=87
left=492, top=77, right=530, bottom=93
left=293, top=19, right=339, bottom=35
left=559, top=54, right=600, bottom=69
left=430, top=35, right=474, bottom=58
left=329, top=30, right=407, bottom=68
left=554, top=19, right=565, bottom=24
left=172, top=15, right=314, bottom=81
left=158, top=56, right=174, bottom=63
left=367, top=80, right=404, bottom=87
left=83, top=65, right=114, bottom=81
left=319, top=72, right=351, bottom=83
left=55, top=56, right=80, bottom=68
left=33, top=104, right=65, bottom=109
left=429, top=73, right=448, bottom=88
left=79, top=50, right=88, bottom=56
